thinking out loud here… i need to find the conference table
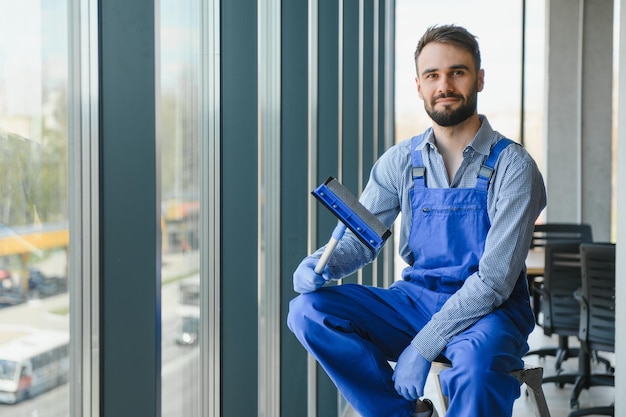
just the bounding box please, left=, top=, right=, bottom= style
left=526, top=248, right=545, bottom=276
left=526, top=248, right=545, bottom=324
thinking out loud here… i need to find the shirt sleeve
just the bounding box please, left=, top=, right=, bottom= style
left=411, top=145, right=547, bottom=361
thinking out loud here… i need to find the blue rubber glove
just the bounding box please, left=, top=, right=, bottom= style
left=293, top=256, right=330, bottom=293
left=392, top=343, right=431, bottom=401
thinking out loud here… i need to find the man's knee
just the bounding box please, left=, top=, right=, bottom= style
left=287, top=293, right=320, bottom=335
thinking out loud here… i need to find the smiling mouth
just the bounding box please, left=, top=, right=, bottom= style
left=433, top=99, right=459, bottom=110
left=436, top=98, right=458, bottom=105
left=432, top=93, right=461, bottom=106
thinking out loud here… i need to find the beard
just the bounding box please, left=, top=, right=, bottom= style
left=424, top=85, right=478, bottom=127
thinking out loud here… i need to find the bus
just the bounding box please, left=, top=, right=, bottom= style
left=0, top=329, right=69, bottom=404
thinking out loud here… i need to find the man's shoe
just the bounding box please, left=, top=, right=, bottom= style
left=412, top=398, right=439, bottom=417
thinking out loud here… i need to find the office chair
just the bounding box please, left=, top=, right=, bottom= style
left=525, top=242, right=585, bottom=377
left=525, top=225, right=595, bottom=377
left=529, top=223, right=593, bottom=249
left=529, top=223, right=593, bottom=324
left=568, top=242, right=615, bottom=416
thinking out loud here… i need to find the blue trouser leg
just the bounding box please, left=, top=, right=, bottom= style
left=440, top=297, right=535, bottom=417
left=288, top=283, right=534, bottom=417
left=287, top=283, right=428, bottom=417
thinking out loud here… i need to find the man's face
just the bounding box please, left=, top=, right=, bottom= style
left=415, top=42, right=484, bottom=127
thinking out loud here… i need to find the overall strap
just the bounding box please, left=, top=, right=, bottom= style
left=411, top=135, right=426, bottom=190
left=475, top=138, right=515, bottom=192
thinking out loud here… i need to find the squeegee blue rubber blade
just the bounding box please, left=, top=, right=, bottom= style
left=312, top=178, right=391, bottom=251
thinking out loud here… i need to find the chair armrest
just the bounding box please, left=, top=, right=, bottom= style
left=573, top=287, right=589, bottom=343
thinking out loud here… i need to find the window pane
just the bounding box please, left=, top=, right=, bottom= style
left=394, top=0, right=523, bottom=142
left=159, top=1, right=201, bottom=416
left=524, top=0, right=546, bottom=182
left=0, top=1, right=70, bottom=416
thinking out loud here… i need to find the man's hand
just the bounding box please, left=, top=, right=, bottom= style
left=293, top=256, right=330, bottom=293
left=392, top=343, right=431, bottom=401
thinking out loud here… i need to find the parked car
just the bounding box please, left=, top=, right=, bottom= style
left=175, top=315, right=199, bottom=346
left=28, top=268, right=67, bottom=297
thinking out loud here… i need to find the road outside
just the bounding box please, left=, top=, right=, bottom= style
left=0, top=251, right=202, bottom=417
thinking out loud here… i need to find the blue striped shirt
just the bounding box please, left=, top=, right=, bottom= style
left=314, top=115, right=547, bottom=360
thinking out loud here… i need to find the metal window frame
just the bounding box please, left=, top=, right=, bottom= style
left=68, top=0, right=100, bottom=415
left=199, top=1, right=221, bottom=416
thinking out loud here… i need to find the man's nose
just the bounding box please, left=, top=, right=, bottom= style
left=437, top=76, right=454, bottom=94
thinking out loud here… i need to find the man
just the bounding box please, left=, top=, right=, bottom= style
left=287, top=24, right=546, bottom=417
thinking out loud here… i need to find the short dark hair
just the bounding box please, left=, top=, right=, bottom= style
left=414, top=24, right=481, bottom=74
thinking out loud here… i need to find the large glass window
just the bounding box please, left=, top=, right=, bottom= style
left=523, top=0, right=547, bottom=182
left=394, top=0, right=525, bottom=143
left=0, top=1, right=70, bottom=416
left=158, top=1, right=202, bottom=416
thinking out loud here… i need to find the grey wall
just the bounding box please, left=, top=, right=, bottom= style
left=545, top=0, right=613, bottom=242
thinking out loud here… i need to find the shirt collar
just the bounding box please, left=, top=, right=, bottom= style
left=413, top=115, right=498, bottom=158
left=469, top=115, right=497, bottom=157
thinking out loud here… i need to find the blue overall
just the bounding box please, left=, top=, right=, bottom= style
left=288, top=137, right=534, bottom=417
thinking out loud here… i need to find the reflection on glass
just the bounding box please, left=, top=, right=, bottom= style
left=159, top=1, right=201, bottom=416
left=0, top=1, right=70, bottom=416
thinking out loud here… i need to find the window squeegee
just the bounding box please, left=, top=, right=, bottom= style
left=311, top=177, right=392, bottom=274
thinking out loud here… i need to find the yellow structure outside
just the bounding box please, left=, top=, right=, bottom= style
left=0, top=229, right=69, bottom=256
left=0, top=227, right=69, bottom=294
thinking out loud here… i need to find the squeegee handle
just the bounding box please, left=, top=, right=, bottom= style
left=314, top=222, right=346, bottom=275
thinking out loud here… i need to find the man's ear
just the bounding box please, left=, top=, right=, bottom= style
left=415, top=76, right=424, bottom=99
left=477, top=69, right=485, bottom=92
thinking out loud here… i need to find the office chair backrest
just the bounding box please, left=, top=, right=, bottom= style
left=542, top=242, right=583, bottom=336
left=531, top=223, right=593, bottom=249
left=579, top=242, right=616, bottom=353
